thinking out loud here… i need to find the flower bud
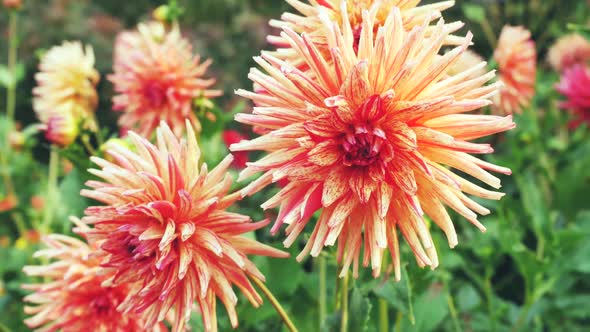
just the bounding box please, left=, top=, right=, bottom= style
left=8, top=130, right=25, bottom=150
left=0, top=193, right=18, bottom=212
left=44, top=113, right=79, bottom=146
left=30, top=195, right=44, bottom=211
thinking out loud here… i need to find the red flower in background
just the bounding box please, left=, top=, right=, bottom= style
left=556, top=65, right=590, bottom=128
left=223, top=130, right=249, bottom=168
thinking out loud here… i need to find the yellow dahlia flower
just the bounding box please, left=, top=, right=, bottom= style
left=232, top=8, right=514, bottom=279
left=33, top=41, right=99, bottom=143
left=547, top=33, right=590, bottom=72
left=109, top=22, right=222, bottom=138
left=80, top=121, right=288, bottom=332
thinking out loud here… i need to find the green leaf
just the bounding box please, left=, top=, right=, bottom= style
left=462, top=4, right=486, bottom=23
left=348, top=288, right=372, bottom=332
left=515, top=171, right=549, bottom=235
left=400, top=285, right=449, bottom=332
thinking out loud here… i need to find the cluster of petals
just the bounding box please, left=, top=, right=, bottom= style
left=556, top=64, right=590, bottom=128
left=232, top=6, right=514, bottom=279
left=80, top=121, right=287, bottom=332
left=22, top=223, right=162, bottom=332
left=268, top=0, right=459, bottom=64
left=109, top=21, right=222, bottom=138
left=493, top=25, right=537, bottom=115
left=547, top=33, right=590, bottom=72
left=33, top=41, right=100, bottom=145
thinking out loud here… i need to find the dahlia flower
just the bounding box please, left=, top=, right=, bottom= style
left=448, top=49, right=487, bottom=78
left=22, top=223, right=162, bottom=332
left=80, top=121, right=288, bottom=332
left=268, top=0, right=459, bottom=64
left=33, top=41, right=99, bottom=132
left=232, top=8, right=514, bottom=279
left=493, top=25, right=536, bottom=115
left=223, top=130, right=250, bottom=168
left=109, top=22, right=222, bottom=138
left=556, top=65, right=590, bottom=128
left=548, top=33, right=590, bottom=72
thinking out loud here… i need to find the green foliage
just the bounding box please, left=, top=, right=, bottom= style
left=0, top=0, right=589, bottom=332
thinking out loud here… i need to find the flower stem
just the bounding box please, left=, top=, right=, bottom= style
left=41, top=147, right=59, bottom=233
left=339, top=271, right=350, bottom=332
left=318, top=255, right=327, bottom=330
left=378, top=297, right=389, bottom=332
left=6, top=10, right=18, bottom=123
left=250, top=274, right=299, bottom=332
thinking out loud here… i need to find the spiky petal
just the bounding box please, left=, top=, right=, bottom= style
left=233, top=7, right=514, bottom=280
left=80, top=121, right=288, bottom=332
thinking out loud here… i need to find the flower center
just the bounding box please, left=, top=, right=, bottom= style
left=91, top=293, right=115, bottom=316
left=342, top=124, right=386, bottom=167
left=143, top=81, right=167, bottom=108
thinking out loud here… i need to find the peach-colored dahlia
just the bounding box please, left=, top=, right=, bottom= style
left=232, top=8, right=514, bottom=279
left=556, top=65, right=590, bottom=128
left=33, top=41, right=99, bottom=138
left=447, top=49, right=487, bottom=78
left=547, top=33, right=590, bottom=72
left=493, top=25, right=536, bottom=114
left=268, top=0, right=459, bottom=63
left=80, top=121, right=288, bottom=332
left=109, top=22, right=222, bottom=138
left=22, top=226, right=162, bottom=332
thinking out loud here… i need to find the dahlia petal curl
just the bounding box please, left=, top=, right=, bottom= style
left=109, top=21, right=222, bottom=138
left=232, top=8, right=515, bottom=280
left=22, top=218, right=164, bottom=332
left=79, top=121, right=288, bottom=332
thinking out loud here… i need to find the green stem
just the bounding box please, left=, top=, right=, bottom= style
left=339, top=272, right=350, bottom=332
left=6, top=11, right=18, bottom=122
left=250, top=274, right=299, bottom=332
left=41, top=147, right=59, bottom=233
left=12, top=212, right=27, bottom=236
left=318, top=255, right=327, bottom=330
left=378, top=298, right=389, bottom=332
left=447, top=293, right=462, bottom=332
left=480, top=19, right=497, bottom=50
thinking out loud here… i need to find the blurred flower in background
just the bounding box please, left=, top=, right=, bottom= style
left=80, top=122, right=287, bottom=332
left=556, top=64, right=590, bottom=128
left=32, top=41, right=100, bottom=145
left=22, top=228, right=159, bottom=332
left=268, top=0, right=457, bottom=64
left=233, top=7, right=512, bottom=279
left=223, top=129, right=249, bottom=168
left=447, top=49, right=487, bottom=77
left=110, top=21, right=222, bottom=138
left=493, top=25, right=537, bottom=115
left=547, top=33, right=590, bottom=72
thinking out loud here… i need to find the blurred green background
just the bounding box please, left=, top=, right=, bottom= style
left=1, top=0, right=589, bottom=331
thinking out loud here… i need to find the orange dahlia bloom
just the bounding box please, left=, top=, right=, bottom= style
left=109, top=22, right=222, bottom=138
left=233, top=9, right=514, bottom=279
left=80, top=121, right=288, bottom=332
left=268, top=0, right=458, bottom=63
left=22, top=225, right=162, bottom=332
left=33, top=41, right=99, bottom=140
left=547, top=33, right=590, bottom=72
left=493, top=25, right=536, bottom=114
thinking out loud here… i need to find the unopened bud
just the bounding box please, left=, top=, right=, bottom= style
left=3, top=0, right=22, bottom=10
left=8, top=131, right=25, bottom=150
left=44, top=114, right=79, bottom=146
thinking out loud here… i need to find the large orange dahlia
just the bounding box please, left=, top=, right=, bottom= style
left=232, top=8, right=514, bottom=279
left=22, top=224, right=161, bottom=332
left=268, top=0, right=458, bottom=63
left=80, top=121, right=288, bottom=332
left=109, top=22, right=222, bottom=137
left=493, top=25, right=537, bottom=115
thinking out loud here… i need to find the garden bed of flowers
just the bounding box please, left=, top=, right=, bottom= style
left=0, top=0, right=589, bottom=331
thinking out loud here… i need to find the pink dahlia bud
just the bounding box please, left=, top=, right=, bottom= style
left=80, top=121, right=288, bottom=332
left=44, top=113, right=78, bottom=146
left=548, top=33, right=590, bottom=72
left=556, top=65, right=590, bottom=128
left=223, top=130, right=249, bottom=168
left=232, top=7, right=514, bottom=279
left=493, top=25, right=537, bottom=115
